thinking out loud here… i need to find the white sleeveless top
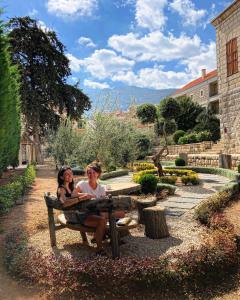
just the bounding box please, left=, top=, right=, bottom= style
left=76, top=181, right=106, bottom=198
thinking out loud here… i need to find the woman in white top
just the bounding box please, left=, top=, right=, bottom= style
left=75, top=161, right=125, bottom=220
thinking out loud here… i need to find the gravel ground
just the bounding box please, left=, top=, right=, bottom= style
left=29, top=207, right=207, bottom=259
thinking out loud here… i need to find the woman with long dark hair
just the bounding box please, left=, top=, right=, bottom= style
left=57, top=166, right=107, bottom=256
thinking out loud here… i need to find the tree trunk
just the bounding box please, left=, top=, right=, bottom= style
left=33, top=132, right=44, bottom=164
left=143, top=206, right=169, bottom=239
left=136, top=198, right=156, bottom=224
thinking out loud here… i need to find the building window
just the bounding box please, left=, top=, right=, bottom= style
left=209, top=81, right=218, bottom=97
left=209, top=100, right=219, bottom=115
left=226, top=38, right=238, bottom=76
left=200, top=90, right=204, bottom=97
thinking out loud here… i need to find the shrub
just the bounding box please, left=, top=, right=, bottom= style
left=135, top=162, right=155, bottom=171
left=72, top=167, right=85, bottom=175
left=0, top=164, right=36, bottom=214
left=195, top=191, right=233, bottom=224
left=135, top=134, right=151, bottom=159
left=139, top=174, right=158, bottom=194
left=156, top=183, right=176, bottom=195
left=106, top=164, right=117, bottom=172
left=163, top=168, right=195, bottom=176
left=175, top=157, right=186, bottom=166
left=173, top=130, right=185, bottom=144
left=238, top=164, right=240, bottom=174
left=196, top=131, right=212, bottom=142
left=132, top=169, right=158, bottom=183
left=101, top=170, right=129, bottom=180
left=159, top=176, right=177, bottom=185
left=178, top=133, right=197, bottom=144
left=181, top=174, right=199, bottom=185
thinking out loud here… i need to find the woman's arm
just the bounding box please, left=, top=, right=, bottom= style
left=58, top=188, right=90, bottom=208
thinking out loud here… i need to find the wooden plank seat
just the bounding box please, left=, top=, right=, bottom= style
left=58, top=213, right=138, bottom=232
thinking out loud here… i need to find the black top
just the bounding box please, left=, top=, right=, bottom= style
left=57, top=185, right=72, bottom=199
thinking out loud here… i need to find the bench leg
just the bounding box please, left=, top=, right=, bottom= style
left=80, top=231, right=88, bottom=243
left=109, top=212, right=120, bottom=259
left=47, top=207, right=56, bottom=247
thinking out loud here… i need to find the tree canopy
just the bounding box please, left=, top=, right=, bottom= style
left=136, top=103, right=157, bottom=124
left=175, top=96, right=204, bottom=131
left=0, top=17, right=21, bottom=174
left=7, top=17, right=91, bottom=145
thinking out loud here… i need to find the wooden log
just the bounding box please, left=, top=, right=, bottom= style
left=136, top=198, right=157, bottom=224
left=143, top=206, right=169, bottom=239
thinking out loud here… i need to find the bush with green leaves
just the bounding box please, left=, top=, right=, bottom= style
left=139, top=174, right=158, bottom=194
left=173, top=130, right=185, bottom=144
left=181, top=174, right=199, bottom=185
left=132, top=169, right=157, bottom=183
left=238, top=164, right=240, bottom=174
left=159, top=175, right=177, bottom=185
left=101, top=170, right=129, bottom=180
left=0, top=164, right=36, bottom=214
left=178, top=133, right=198, bottom=144
left=175, top=157, right=186, bottom=166
left=196, top=131, right=212, bottom=142
left=134, top=162, right=155, bottom=171
left=156, top=183, right=176, bottom=195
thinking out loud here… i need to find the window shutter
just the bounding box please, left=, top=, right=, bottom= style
left=226, top=38, right=238, bottom=76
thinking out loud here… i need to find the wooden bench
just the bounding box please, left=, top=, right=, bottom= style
left=44, top=193, right=138, bottom=258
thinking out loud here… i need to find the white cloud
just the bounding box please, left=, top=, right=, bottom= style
left=170, top=0, right=207, bottom=26
left=182, top=41, right=216, bottom=77
left=135, top=0, right=168, bottom=31
left=84, top=79, right=110, bottom=89
left=81, top=49, right=135, bottom=79
left=66, top=53, right=82, bottom=72
left=78, top=36, right=96, bottom=48
left=37, top=20, right=51, bottom=32
left=108, top=31, right=201, bottom=62
left=47, top=0, right=98, bottom=18
left=112, top=66, right=192, bottom=89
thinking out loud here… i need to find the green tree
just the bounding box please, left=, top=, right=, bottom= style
left=194, top=109, right=220, bottom=141
left=0, top=17, right=21, bottom=174
left=175, top=96, right=203, bottom=131
left=7, top=17, right=91, bottom=163
left=47, top=118, right=81, bottom=166
left=159, top=97, right=180, bottom=120
left=136, top=103, right=157, bottom=124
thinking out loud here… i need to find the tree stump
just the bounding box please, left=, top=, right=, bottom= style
left=136, top=198, right=157, bottom=224
left=143, top=206, right=169, bottom=239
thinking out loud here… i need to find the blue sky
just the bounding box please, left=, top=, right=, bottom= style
left=2, top=0, right=232, bottom=93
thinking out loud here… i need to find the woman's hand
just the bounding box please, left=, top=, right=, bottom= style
left=77, top=193, right=94, bottom=201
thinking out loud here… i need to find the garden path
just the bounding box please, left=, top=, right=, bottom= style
left=101, top=173, right=230, bottom=216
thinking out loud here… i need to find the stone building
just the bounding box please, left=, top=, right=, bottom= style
left=173, top=69, right=219, bottom=114
left=212, top=0, right=240, bottom=153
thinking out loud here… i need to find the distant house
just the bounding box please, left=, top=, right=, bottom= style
left=211, top=0, right=240, bottom=153
left=19, top=133, right=36, bottom=165
left=173, top=69, right=219, bottom=114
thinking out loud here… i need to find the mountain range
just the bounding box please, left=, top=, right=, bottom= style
left=85, top=86, right=177, bottom=111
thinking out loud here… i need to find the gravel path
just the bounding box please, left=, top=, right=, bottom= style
left=29, top=171, right=230, bottom=259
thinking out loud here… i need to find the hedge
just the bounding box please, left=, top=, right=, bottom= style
left=101, top=169, right=129, bottom=180
left=0, top=164, right=36, bottom=214
left=164, top=166, right=240, bottom=181
left=156, top=183, right=176, bottom=195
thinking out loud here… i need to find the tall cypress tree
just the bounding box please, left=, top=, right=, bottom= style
left=0, top=17, right=21, bottom=174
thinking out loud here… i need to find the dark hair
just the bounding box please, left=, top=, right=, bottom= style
left=87, top=161, right=102, bottom=176
left=57, top=166, right=74, bottom=191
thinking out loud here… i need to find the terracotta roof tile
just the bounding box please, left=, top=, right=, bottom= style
left=174, top=69, right=217, bottom=95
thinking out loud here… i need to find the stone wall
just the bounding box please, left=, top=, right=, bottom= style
left=153, top=141, right=213, bottom=155
left=161, top=154, right=240, bottom=171
left=213, top=2, right=240, bottom=153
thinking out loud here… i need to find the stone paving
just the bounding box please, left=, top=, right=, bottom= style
left=101, top=173, right=230, bottom=217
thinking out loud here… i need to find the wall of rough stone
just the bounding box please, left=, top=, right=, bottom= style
left=153, top=141, right=213, bottom=155
left=214, top=2, right=240, bottom=153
